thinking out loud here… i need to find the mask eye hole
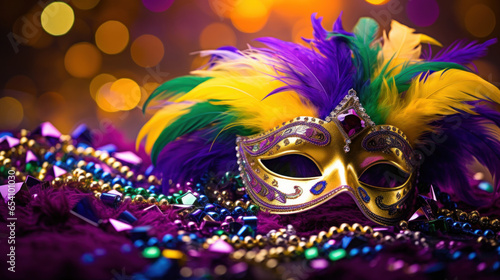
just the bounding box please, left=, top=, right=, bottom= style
left=261, top=154, right=322, bottom=178
left=359, top=163, right=409, bottom=188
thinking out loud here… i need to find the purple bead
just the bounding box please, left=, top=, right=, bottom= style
left=113, top=151, right=142, bottom=166
left=208, top=239, right=234, bottom=254
left=0, top=136, right=20, bottom=149
left=31, top=122, right=61, bottom=139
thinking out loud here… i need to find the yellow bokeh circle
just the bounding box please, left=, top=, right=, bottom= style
left=41, top=2, right=75, bottom=36
left=95, top=20, right=129, bottom=55
left=230, top=0, right=269, bottom=33
left=96, top=79, right=141, bottom=112
left=199, top=23, right=237, bottom=50
left=465, top=4, right=496, bottom=38
left=64, top=42, right=102, bottom=78
left=0, top=97, right=23, bottom=129
left=89, top=73, right=116, bottom=100
left=130, top=34, right=165, bottom=67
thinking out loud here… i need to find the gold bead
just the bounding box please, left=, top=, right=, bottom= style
left=490, top=219, right=500, bottom=230
left=244, top=236, right=255, bottom=248
left=224, top=200, right=234, bottom=209
left=65, top=144, right=75, bottom=153
left=105, top=157, right=116, bottom=165
left=147, top=197, right=157, bottom=204
left=84, top=147, right=95, bottom=156
left=77, top=175, right=87, bottom=183
left=372, top=232, right=383, bottom=241
left=39, top=168, right=47, bottom=174
left=100, top=183, right=111, bottom=192
left=147, top=175, right=157, bottom=184
left=52, top=177, right=63, bottom=188
left=235, top=200, right=245, bottom=208
left=112, top=184, right=123, bottom=192
left=125, top=170, right=134, bottom=179
left=93, top=150, right=102, bottom=159
left=20, top=137, right=28, bottom=145
left=98, top=152, right=109, bottom=161
left=363, top=226, right=374, bottom=236
left=479, top=216, right=490, bottom=228
left=20, top=129, right=29, bottom=137
left=288, top=235, right=299, bottom=245
left=119, top=165, right=130, bottom=174
left=85, top=172, right=93, bottom=180
left=27, top=139, right=36, bottom=147
left=3, top=158, right=12, bottom=166
left=306, top=235, right=318, bottom=248
left=112, top=161, right=122, bottom=169
left=77, top=160, right=86, bottom=168
left=76, top=147, right=85, bottom=155
left=90, top=181, right=100, bottom=191
left=469, top=210, right=480, bottom=224
left=66, top=175, right=74, bottom=183
left=477, top=236, right=486, bottom=243
left=94, top=192, right=101, bottom=199
left=317, top=231, right=328, bottom=243
left=159, top=198, right=169, bottom=206
left=134, top=195, right=145, bottom=203
left=123, top=196, right=132, bottom=203
left=327, top=226, right=340, bottom=238
left=352, top=223, right=364, bottom=234
left=136, top=174, right=145, bottom=182
left=339, top=223, right=352, bottom=233
left=399, top=220, right=409, bottom=230
left=286, top=246, right=296, bottom=256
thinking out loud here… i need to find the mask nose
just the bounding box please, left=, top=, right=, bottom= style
left=323, top=158, right=350, bottom=187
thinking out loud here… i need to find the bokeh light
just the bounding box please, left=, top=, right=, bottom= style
left=365, top=0, right=390, bottom=5
left=95, top=20, right=129, bottom=55
left=199, top=23, right=237, bottom=50
left=407, top=0, right=439, bottom=27
left=89, top=73, right=116, bottom=100
left=71, top=0, right=100, bottom=10
left=130, top=34, right=165, bottom=67
left=465, top=4, right=496, bottom=38
left=64, top=42, right=102, bottom=78
left=142, top=0, right=175, bottom=13
left=0, top=97, right=24, bottom=129
left=40, top=2, right=75, bottom=36
left=5, top=75, right=37, bottom=95
left=230, top=0, right=269, bottom=33
left=96, top=79, right=141, bottom=112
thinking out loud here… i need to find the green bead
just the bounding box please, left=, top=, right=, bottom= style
left=157, top=194, right=166, bottom=201
left=0, top=166, right=5, bottom=175
left=304, top=247, right=319, bottom=260
left=135, top=187, right=148, bottom=196
left=149, top=193, right=158, bottom=199
left=214, top=230, right=229, bottom=236
left=176, top=192, right=197, bottom=205
left=123, top=186, right=134, bottom=194
left=478, top=181, right=494, bottom=193
left=247, top=205, right=259, bottom=214
left=142, top=246, right=161, bottom=258
left=329, top=249, right=346, bottom=261
left=166, top=195, right=173, bottom=203
left=25, top=162, right=37, bottom=173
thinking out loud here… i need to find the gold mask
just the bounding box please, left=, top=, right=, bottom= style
left=236, top=89, right=418, bottom=225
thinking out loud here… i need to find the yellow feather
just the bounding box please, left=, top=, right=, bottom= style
left=173, top=52, right=317, bottom=131
left=377, top=20, right=441, bottom=77
left=382, top=69, right=500, bottom=144
left=136, top=102, right=192, bottom=153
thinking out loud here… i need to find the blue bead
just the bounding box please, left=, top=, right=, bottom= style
left=148, top=185, right=157, bottom=193
left=197, top=195, right=209, bottom=206
left=93, top=167, right=103, bottom=178
left=445, top=217, right=454, bottom=225
left=206, top=211, right=220, bottom=221
left=237, top=225, right=255, bottom=237
left=101, top=172, right=112, bottom=181
left=361, top=246, right=371, bottom=255
left=473, top=229, right=483, bottom=236
left=112, top=177, right=121, bottom=185
left=452, top=222, right=461, bottom=231
left=220, top=209, right=230, bottom=218
left=451, top=251, right=461, bottom=260
left=44, top=151, right=55, bottom=162
left=493, top=261, right=500, bottom=271
left=243, top=216, right=258, bottom=229
left=484, top=229, right=494, bottom=238
left=144, top=257, right=172, bottom=279
left=118, top=210, right=137, bottom=224
left=120, top=244, right=132, bottom=253
left=54, top=160, right=63, bottom=167
left=468, top=252, right=477, bottom=260
left=449, top=202, right=457, bottom=210
left=232, top=206, right=245, bottom=216
left=204, top=204, right=216, bottom=212
left=461, top=223, right=471, bottom=231
left=100, top=193, right=121, bottom=208
left=66, top=158, right=75, bottom=167
left=437, top=216, right=445, bottom=220
left=162, top=234, right=176, bottom=248
left=133, top=239, right=145, bottom=248
left=81, top=253, right=94, bottom=264
left=120, top=178, right=127, bottom=185
left=189, top=233, right=197, bottom=241
left=85, top=162, right=95, bottom=172
left=145, top=165, right=154, bottom=176
left=349, top=248, right=359, bottom=257
left=126, top=181, right=133, bottom=186
left=147, top=237, right=159, bottom=247
left=375, top=244, right=383, bottom=252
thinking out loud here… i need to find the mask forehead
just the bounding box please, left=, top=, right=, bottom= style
left=237, top=89, right=418, bottom=225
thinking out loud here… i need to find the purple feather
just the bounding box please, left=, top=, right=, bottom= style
left=419, top=102, right=500, bottom=206
left=422, top=39, right=497, bottom=66
left=155, top=130, right=237, bottom=193
left=256, top=14, right=354, bottom=118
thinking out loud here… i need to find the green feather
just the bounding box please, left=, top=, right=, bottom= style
left=143, top=76, right=212, bottom=113
left=351, top=17, right=381, bottom=81
left=150, top=101, right=231, bottom=163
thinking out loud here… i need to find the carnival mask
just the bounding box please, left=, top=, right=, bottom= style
left=236, top=89, right=417, bottom=225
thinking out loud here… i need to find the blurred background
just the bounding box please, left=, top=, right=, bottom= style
left=0, top=0, right=499, bottom=143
